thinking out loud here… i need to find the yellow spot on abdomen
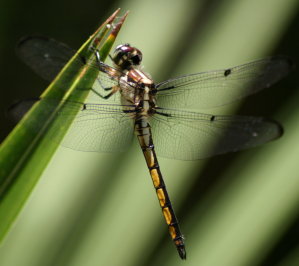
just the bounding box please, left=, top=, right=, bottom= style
left=150, top=169, right=160, bottom=188
left=157, top=188, right=166, bottom=207
left=163, top=207, right=172, bottom=225
left=174, top=238, right=183, bottom=246
left=143, top=150, right=155, bottom=168
left=169, top=225, right=177, bottom=239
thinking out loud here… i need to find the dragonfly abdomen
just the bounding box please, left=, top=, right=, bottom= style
left=134, top=117, right=186, bottom=259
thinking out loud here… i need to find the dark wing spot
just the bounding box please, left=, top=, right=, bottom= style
left=82, top=104, right=87, bottom=110
left=224, top=69, right=231, bottom=77
left=210, top=115, right=215, bottom=121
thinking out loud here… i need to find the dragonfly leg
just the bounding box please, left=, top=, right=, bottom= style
left=89, top=47, right=121, bottom=98
left=93, top=48, right=101, bottom=65
left=94, top=80, right=116, bottom=97
left=99, top=91, right=114, bottom=99
left=89, top=46, right=107, bottom=70
left=90, top=85, right=119, bottom=99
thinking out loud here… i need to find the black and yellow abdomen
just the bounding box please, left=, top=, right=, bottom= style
left=134, top=114, right=186, bottom=259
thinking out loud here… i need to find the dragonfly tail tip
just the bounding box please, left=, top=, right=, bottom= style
left=177, top=246, right=187, bottom=260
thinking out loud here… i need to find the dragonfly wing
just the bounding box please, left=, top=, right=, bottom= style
left=17, top=36, right=76, bottom=81
left=156, top=56, right=293, bottom=109
left=59, top=101, right=135, bottom=153
left=17, top=36, right=130, bottom=104
left=13, top=98, right=135, bottom=153
left=151, top=108, right=282, bottom=160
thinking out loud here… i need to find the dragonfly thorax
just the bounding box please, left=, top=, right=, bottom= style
left=112, top=44, right=142, bottom=70
left=119, top=69, right=156, bottom=106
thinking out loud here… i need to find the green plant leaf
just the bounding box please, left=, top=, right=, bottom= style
left=0, top=8, right=128, bottom=242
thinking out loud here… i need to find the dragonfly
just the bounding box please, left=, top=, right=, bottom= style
left=15, top=36, right=292, bottom=259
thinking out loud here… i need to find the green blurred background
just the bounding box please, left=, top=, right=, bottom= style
left=1, top=0, right=299, bottom=265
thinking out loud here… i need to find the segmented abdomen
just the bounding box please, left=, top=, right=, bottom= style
left=134, top=116, right=186, bottom=259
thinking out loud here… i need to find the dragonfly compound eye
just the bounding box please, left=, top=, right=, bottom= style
left=112, top=44, right=142, bottom=69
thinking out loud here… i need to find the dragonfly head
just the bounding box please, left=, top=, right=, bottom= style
left=112, top=44, right=142, bottom=69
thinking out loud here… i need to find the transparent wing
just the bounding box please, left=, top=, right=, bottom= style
left=17, top=36, right=128, bottom=103
left=15, top=36, right=141, bottom=152
left=151, top=108, right=282, bottom=160
left=59, top=101, right=135, bottom=152
left=12, top=98, right=136, bottom=153
left=17, top=36, right=76, bottom=81
left=156, top=56, right=293, bottom=109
